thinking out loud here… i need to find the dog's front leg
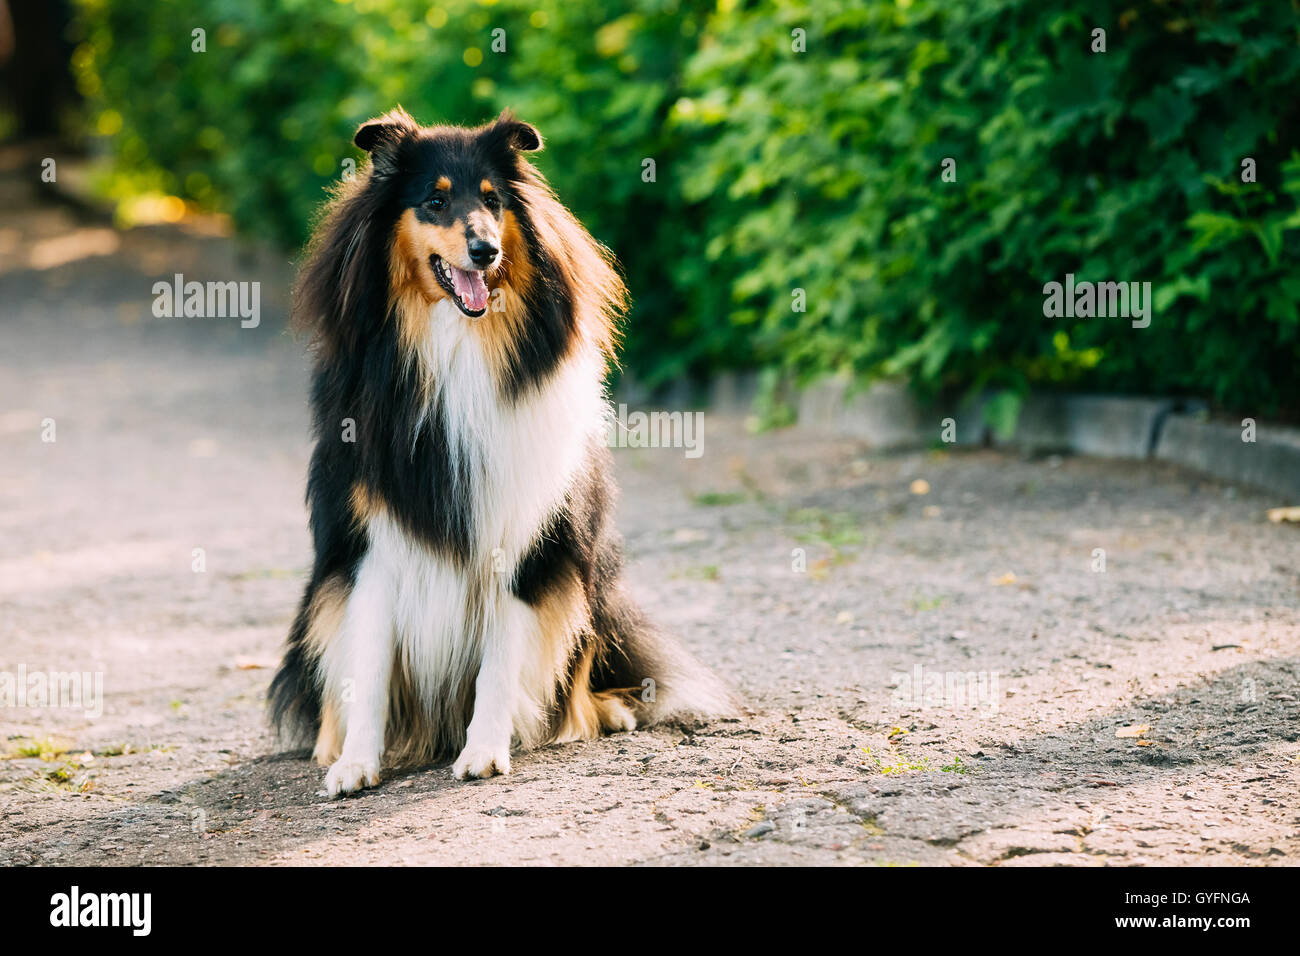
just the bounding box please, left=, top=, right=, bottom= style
left=322, top=559, right=394, bottom=797
left=452, top=596, right=522, bottom=779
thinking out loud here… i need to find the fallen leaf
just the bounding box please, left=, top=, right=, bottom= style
left=1266, top=506, right=1300, bottom=524
left=991, top=572, right=1017, bottom=586
left=1116, top=724, right=1150, bottom=738
left=234, top=655, right=279, bottom=670
left=909, top=479, right=931, bottom=495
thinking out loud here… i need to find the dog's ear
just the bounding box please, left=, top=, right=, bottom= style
left=486, top=109, right=543, bottom=153
left=354, top=107, right=418, bottom=171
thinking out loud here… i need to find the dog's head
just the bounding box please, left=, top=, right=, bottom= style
left=296, top=107, right=623, bottom=368
left=356, top=107, right=542, bottom=318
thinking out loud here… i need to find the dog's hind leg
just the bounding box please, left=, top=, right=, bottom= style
left=320, top=552, right=396, bottom=797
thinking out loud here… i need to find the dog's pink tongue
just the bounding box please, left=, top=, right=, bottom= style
left=450, top=264, right=489, bottom=312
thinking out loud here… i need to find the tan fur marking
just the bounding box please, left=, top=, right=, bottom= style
left=313, top=698, right=343, bottom=766
left=553, top=652, right=638, bottom=743
left=534, top=571, right=591, bottom=695
left=492, top=209, right=533, bottom=292
left=390, top=209, right=443, bottom=301
left=592, top=691, right=637, bottom=733
left=480, top=179, right=494, bottom=193
left=305, top=577, right=350, bottom=766
left=349, top=481, right=381, bottom=527
left=435, top=176, right=451, bottom=191
left=554, top=646, right=602, bottom=742
left=537, top=572, right=638, bottom=744
left=390, top=208, right=469, bottom=354
left=303, top=575, right=349, bottom=658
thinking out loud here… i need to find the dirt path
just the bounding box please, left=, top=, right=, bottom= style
left=2, top=151, right=1298, bottom=866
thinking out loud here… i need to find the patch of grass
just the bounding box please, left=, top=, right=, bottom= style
left=909, top=591, right=946, bottom=612
left=788, top=508, right=863, bottom=549
left=861, top=747, right=932, bottom=775
left=675, top=564, right=720, bottom=581
left=860, top=747, right=977, bottom=776
left=691, top=491, right=747, bottom=507
left=42, top=757, right=96, bottom=794
left=788, top=508, right=865, bottom=575
left=8, top=736, right=73, bottom=760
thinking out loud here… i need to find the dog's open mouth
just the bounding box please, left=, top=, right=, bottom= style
left=431, top=255, right=489, bottom=317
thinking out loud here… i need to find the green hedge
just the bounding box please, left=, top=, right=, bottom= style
left=73, top=0, right=1300, bottom=417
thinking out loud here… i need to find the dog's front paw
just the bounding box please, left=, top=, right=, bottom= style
left=324, top=757, right=381, bottom=797
left=452, top=740, right=511, bottom=780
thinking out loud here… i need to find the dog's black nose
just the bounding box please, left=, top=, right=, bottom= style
left=468, top=239, right=498, bottom=267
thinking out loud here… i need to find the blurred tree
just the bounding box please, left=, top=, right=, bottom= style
left=1, top=0, right=80, bottom=138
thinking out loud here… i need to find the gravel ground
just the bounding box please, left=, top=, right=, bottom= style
left=2, top=150, right=1298, bottom=866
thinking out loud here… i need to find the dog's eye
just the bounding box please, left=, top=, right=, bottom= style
left=483, top=192, right=500, bottom=211
left=426, top=195, right=448, bottom=211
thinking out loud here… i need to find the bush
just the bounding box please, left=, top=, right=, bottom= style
left=72, top=0, right=1300, bottom=416
left=677, top=0, right=1300, bottom=420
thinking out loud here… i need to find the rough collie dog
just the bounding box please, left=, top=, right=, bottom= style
left=269, top=108, right=732, bottom=796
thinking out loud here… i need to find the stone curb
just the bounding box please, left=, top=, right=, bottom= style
left=708, top=373, right=1297, bottom=501
left=994, top=394, right=1197, bottom=459
left=1154, top=415, right=1300, bottom=501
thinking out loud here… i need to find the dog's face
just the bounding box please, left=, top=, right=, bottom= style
left=356, top=108, right=542, bottom=318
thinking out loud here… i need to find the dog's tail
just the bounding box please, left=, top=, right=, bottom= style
left=267, top=593, right=324, bottom=748
left=590, top=581, right=737, bottom=725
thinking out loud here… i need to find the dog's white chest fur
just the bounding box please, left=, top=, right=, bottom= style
left=415, top=299, right=606, bottom=564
